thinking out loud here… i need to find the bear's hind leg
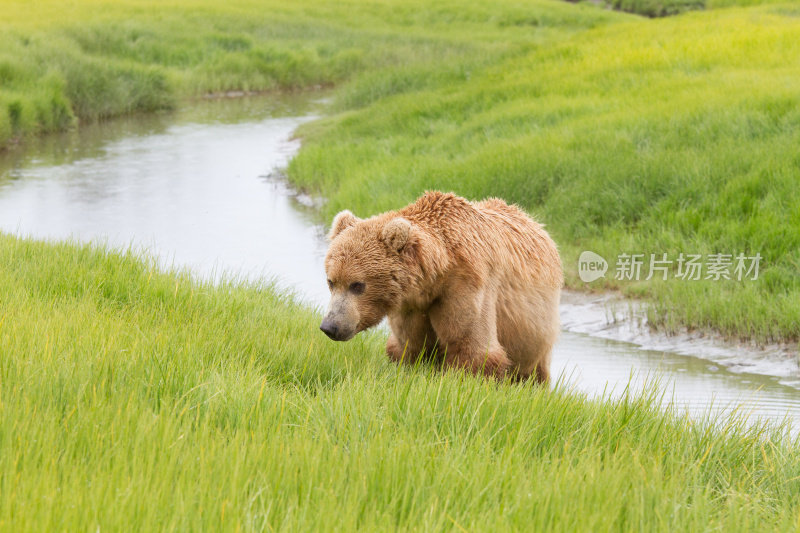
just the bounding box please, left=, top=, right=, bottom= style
left=497, top=286, right=559, bottom=384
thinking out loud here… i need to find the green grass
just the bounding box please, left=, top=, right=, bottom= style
left=1, top=233, right=799, bottom=530
left=0, top=0, right=621, bottom=143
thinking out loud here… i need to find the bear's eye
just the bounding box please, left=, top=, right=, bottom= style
left=349, top=281, right=365, bottom=295
left=327, top=279, right=334, bottom=290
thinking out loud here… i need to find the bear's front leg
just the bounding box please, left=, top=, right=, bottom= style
left=386, top=311, right=440, bottom=365
left=428, top=287, right=512, bottom=379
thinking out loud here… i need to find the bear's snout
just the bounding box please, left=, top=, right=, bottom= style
left=319, top=318, right=342, bottom=340
left=320, top=316, right=356, bottom=341
left=320, top=291, right=361, bottom=341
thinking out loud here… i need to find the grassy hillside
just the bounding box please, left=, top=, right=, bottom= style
left=1, top=233, right=798, bottom=530
left=0, top=0, right=621, bottom=143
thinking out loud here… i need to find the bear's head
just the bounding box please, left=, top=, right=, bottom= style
left=320, top=209, right=417, bottom=341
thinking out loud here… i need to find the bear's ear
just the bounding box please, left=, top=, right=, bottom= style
left=381, top=218, right=412, bottom=253
left=328, top=210, right=360, bottom=241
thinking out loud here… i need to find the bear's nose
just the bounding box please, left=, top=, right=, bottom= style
left=319, top=318, right=339, bottom=340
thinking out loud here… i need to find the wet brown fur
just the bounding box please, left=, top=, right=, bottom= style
left=323, top=191, right=563, bottom=382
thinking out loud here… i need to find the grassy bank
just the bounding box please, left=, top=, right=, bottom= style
left=0, top=233, right=798, bottom=530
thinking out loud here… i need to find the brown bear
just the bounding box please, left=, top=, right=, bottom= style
left=320, top=191, right=562, bottom=382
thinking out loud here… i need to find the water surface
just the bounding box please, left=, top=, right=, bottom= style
left=0, top=95, right=330, bottom=303
left=1, top=95, right=797, bottom=434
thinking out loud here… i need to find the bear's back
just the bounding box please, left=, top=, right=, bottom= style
left=401, top=191, right=562, bottom=288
